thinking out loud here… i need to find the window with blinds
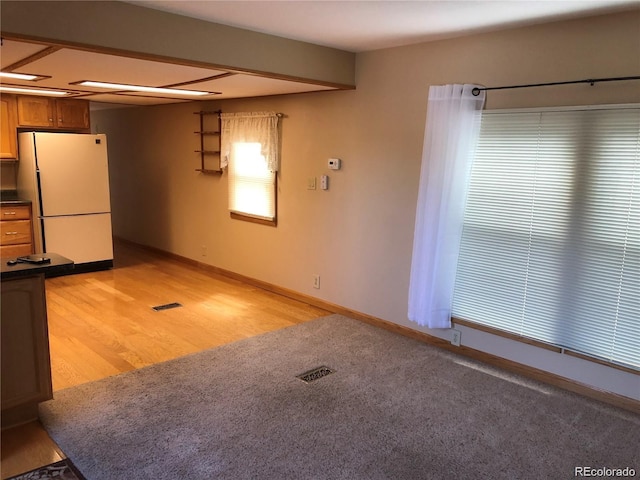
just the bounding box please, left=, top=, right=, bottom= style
left=228, top=142, right=276, bottom=222
left=452, top=105, right=639, bottom=370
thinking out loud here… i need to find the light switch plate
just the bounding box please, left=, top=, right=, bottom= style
left=307, top=177, right=316, bottom=190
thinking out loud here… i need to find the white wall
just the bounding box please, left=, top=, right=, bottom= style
left=93, top=10, right=640, bottom=400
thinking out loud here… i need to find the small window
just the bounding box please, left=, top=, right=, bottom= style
left=228, top=142, right=276, bottom=225
left=220, top=112, right=280, bottom=226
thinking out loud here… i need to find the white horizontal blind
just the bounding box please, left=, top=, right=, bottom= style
left=452, top=106, right=640, bottom=370
left=228, top=142, right=276, bottom=221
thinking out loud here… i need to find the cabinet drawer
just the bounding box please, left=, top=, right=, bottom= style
left=1, top=206, right=31, bottom=221
left=0, top=243, right=33, bottom=258
left=0, top=220, right=32, bottom=245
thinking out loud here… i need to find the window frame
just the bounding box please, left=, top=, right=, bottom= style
left=451, top=103, right=640, bottom=373
left=227, top=141, right=278, bottom=227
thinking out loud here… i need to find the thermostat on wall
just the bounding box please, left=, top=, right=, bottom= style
left=328, top=158, right=341, bottom=170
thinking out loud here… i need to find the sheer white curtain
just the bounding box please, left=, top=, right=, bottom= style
left=408, top=84, right=485, bottom=328
left=220, top=112, right=279, bottom=171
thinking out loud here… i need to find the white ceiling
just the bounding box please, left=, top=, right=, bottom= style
left=1, top=0, right=636, bottom=107
left=128, top=0, right=638, bottom=52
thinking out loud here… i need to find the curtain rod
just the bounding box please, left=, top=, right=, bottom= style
left=471, top=76, right=640, bottom=96
left=217, top=112, right=283, bottom=117
left=197, top=111, right=284, bottom=117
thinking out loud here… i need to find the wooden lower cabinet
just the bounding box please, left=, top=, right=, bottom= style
left=1, top=274, right=53, bottom=428
left=0, top=204, right=34, bottom=258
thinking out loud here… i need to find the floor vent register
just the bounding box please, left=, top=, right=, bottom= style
left=297, top=366, right=335, bottom=383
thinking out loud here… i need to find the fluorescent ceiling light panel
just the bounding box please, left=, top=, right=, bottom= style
left=0, top=86, right=68, bottom=96
left=78, top=80, right=211, bottom=96
left=0, top=72, right=39, bottom=80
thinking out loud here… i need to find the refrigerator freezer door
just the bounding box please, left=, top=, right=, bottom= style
left=34, top=133, right=111, bottom=216
left=41, top=213, right=113, bottom=264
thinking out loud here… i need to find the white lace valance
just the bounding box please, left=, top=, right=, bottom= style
left=220, top=112, right=280, bottom=171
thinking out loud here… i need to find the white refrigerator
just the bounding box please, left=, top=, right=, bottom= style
left=17, top=132, right=114, bottom=271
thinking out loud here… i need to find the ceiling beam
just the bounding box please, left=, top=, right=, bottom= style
left=0, top=0, right=356, bottom=89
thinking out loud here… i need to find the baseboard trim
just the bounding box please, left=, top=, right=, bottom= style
left=113, top=237, right=640, bottom=415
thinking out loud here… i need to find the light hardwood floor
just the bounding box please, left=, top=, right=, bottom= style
left=1, top=241, right=330, bottom=479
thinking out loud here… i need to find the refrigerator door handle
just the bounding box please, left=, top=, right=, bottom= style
left=40, top=217, right=47, bottom=252
left=35, top=168, right=45, bottom=218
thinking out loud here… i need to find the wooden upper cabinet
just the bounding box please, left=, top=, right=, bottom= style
left=16, top=96, right=55, bottom=128
left=1, top=94, right=18, bottom=159
left=17, top=96, right=90, bottom=131
left=56, top=98, right=90, bottom=130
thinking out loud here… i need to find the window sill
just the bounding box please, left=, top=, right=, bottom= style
left=452, top=317, right=639, bottom=375
left=230, top=212, right=276, bottom=227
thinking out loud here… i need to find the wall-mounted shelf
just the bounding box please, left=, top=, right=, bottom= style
left=194, top=110, right=222, bottom=175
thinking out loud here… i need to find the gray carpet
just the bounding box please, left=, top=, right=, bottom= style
left=40, top=314, right=639, bottom=479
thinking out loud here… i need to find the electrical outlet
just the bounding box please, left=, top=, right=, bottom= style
left=451, top=329, right=461, bottom=347
left=313, top=274, right=320, bottom=289
left=201, top=245, right=207, bottom=257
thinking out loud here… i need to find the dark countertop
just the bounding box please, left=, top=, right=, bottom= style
left=0, top=190, right=31, bottom=206
left=1, top=253, right=74, bottom=280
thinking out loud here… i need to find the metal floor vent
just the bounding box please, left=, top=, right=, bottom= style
left=297, top=366, right=335, bottom=383
left=152, top=302, right=183, bottom=311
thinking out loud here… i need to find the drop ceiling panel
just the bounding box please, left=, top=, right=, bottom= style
left=193, top=74, right=336, bottom=99
left=1, top=39, right=343, bottom=105
left=14, top=48, right=227, bottom=89
left=0, top=40, right=47, bottom=69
